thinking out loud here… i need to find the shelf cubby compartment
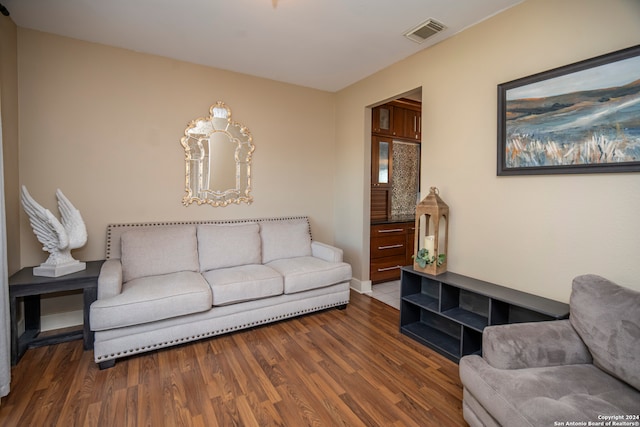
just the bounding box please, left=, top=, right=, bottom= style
left=401, top=309, right=462, bottom=361
left=401, top=270, right=440, bottom=312
left=399, top=267, right=570, bottom=363
left=461, top=326, right=482, bottom=356
left=440, top=285, right=489, bottom=332
left=490, top=299, right=558, bottom=325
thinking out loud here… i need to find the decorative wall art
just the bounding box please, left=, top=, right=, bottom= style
left=497, top=45, right=640, bottom=175
left=181, top=101, right=254, bottom=206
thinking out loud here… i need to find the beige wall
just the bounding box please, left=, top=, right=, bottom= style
left=0, top=15, right=20, bottom=275
left=15, top=29, right=338, bottom=325
left=335, top=0, right=640, bottom=301
left=7, top=0, right=640, bottom=327
left=17, top=29, right=338, bottom=265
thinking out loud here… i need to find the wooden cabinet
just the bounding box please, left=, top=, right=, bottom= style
left=372, top=99, right=421, bottom=142
left=400, top=268, right=570, bottom=363
left=403, top=108, right=421, bottom=141
left=370, top=222, right=414, bottom=283
left=372, top=105, right=393, bottom=135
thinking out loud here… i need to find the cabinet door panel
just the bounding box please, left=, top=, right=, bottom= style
left=372, top=105, right=393, bottom=135
left=370, top=189, right=390, bottom=221
left=392, top=106, right=405, bottom=137
left=370, top=254, right=406, bottom=282
left=404, top=109, right=421, bottom=141
left=371, top=234, right=406, bottom=258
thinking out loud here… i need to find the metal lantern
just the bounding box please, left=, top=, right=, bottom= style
left=413, top=187, right=449, bottom=275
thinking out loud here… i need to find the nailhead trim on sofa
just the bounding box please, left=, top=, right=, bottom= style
left=94, top=300, right=348, bottom=361
left=105, top=216, right=312, bottom=259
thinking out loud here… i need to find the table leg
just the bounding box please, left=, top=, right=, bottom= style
left=11, top=295, right=41, bottom=365
left=83, top=286, right=97, bottom=350
left=23, top=295, right=40, bottom=331
left=10, top=296, right=18, bottom=365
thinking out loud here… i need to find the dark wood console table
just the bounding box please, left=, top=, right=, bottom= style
left=8, top=260, right=104, bottom=365
left=400, top=267, right=570, bottom=363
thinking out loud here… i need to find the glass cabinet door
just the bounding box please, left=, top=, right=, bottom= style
left=378, top=140, right=389, bottom=184
left=372, top=106, right=393, bottom=135
left=372, top=137, right=392, bottom=187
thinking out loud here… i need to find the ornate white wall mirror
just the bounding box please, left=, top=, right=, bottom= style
left=181, top=101, right=255, bottom=206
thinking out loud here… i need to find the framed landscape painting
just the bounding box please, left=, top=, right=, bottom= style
left=497, top=45, right=640, bottom=175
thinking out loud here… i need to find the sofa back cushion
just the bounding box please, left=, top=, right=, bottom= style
left=570, top=274, right=640, bottom=390
left=260, top=218, right=312, bottom=263
left=197, top=223, right=261, bottom=271
left=120, top=225, right=199, bottom=282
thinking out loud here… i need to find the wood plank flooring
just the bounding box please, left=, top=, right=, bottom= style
left=0, top=290, right=466, bottom=426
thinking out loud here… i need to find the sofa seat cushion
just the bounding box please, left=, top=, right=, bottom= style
left=91, top=271, right=211, bottom=331
left=266, top=256, right=352, bottom=294
left=202, top=264, right=283, bottom=306
left=459, top=355, right=640, bottom=427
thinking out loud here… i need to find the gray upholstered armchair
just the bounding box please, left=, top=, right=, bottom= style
left=459, top=274, right=640, bottom=427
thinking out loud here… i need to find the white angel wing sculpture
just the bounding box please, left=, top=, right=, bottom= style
left=21, top=185, right=87, bottom=277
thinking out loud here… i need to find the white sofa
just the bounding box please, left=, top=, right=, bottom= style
left=90, top=217, right=352, bottom=368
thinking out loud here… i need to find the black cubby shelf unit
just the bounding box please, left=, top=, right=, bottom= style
left=400, top=267, right=570, bottom=363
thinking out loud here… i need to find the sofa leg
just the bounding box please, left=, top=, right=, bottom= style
left=337, top=304, right=347, bottom=310
left=98, top=359, right=116, bottom=370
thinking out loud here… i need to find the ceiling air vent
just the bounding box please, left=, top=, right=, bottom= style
left=404, top=19, right=446, bottom=43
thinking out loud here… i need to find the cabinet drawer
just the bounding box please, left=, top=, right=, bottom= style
left=371, top=223, right=407, bottom=237
left=370, top=255, right=407, bottom=282
left=371, top=234, right=406, bottom=258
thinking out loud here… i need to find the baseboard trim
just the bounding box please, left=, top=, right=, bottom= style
left=349, top=278, right=372, bottom=295
left=41, top=310, right=83, bottom=332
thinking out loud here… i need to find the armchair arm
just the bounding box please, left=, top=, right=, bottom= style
left=482, top=319, right=593, bottom=370
left=311, top=241, right=344, bottom=263
left=97, top=259, right=123, bottom=300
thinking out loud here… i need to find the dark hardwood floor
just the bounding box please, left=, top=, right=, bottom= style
left=0, top=290, right=466, bottom=426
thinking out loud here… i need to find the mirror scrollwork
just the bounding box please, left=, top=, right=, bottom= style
left=181, top=101, right=255, bottom=207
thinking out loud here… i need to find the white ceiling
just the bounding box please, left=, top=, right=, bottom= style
left=2, top=0, right=523, bottom=92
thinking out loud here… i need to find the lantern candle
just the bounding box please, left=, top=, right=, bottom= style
left=424, top=235, right=435, bottom=260
left=414, top=187, right=448, bottom=275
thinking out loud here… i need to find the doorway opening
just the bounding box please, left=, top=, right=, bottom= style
left=368, top=88, right=422, bottom=288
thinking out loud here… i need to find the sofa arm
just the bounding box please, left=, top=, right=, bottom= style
left=97, top=259, right=123, bottom=300
left=311, top=241, right=344, bottom=263
left=482, top=319, right=593, bottom=370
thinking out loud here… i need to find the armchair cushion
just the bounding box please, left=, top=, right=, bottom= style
left=482, top=319, right=592, bottom=370
left=570, top=274, right=640, bottom=389
left=459, top=355, right=640, bottom=427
